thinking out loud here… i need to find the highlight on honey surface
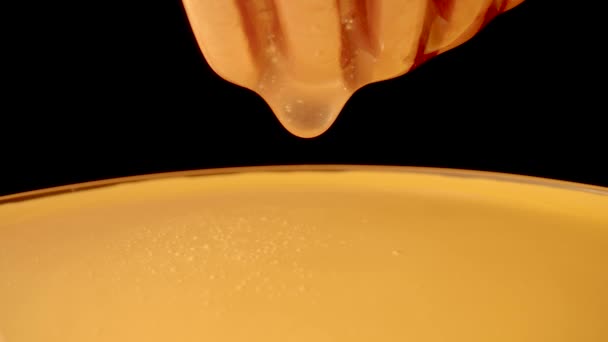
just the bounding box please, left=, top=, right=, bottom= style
left=182, top=0, right=525, bottom=137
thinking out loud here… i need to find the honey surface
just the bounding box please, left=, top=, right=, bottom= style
left=1, top=170, right=607, bottom=341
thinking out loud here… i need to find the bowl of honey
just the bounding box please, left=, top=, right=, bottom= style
left=1, top=165, right=607, bottom=341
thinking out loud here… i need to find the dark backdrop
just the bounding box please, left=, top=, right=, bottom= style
left=2, top=1, right=606, bottom=196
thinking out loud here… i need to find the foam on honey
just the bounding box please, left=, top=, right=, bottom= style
left=182, top=0, right=524, bottom=137
left=1, top=169, right=607, bottom=341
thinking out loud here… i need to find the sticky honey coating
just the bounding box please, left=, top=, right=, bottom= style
left=182, top=0, right=525, bottom=137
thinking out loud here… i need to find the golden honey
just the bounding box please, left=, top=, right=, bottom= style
left=1, top=167, right=606, bottom=341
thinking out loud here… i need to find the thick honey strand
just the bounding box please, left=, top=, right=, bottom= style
left=183, top=0, right=524, bottom=137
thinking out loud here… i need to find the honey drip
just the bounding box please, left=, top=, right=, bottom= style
left=182, top=0, right=524, bottom=137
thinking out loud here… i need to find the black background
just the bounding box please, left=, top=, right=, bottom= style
left=2, top=0, right=606, bottom=196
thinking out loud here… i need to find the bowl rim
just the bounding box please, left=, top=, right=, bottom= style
left=1, top=165, right=606, bottom=204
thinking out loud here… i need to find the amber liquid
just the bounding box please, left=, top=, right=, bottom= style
left=1, top=168, right=607, bottom=341
left=182, top=0, right=525, bottom=137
